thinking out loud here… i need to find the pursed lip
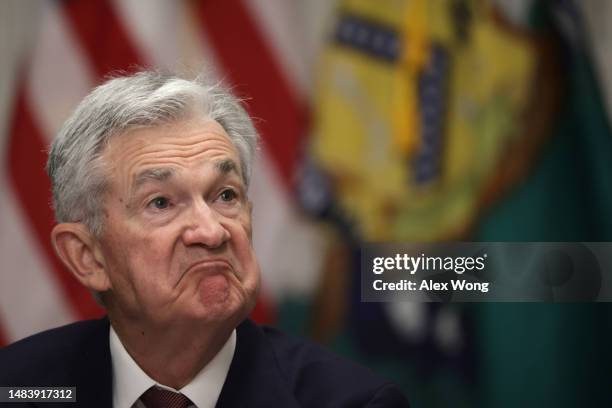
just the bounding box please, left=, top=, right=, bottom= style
left=181, top=258, right=234, bottom=282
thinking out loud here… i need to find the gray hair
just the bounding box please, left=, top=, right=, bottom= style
left=47, top=71, right=259, bottom=236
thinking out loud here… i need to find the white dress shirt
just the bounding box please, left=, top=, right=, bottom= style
left=109, top=326, right=236, bottom=408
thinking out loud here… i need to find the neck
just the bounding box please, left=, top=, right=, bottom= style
left=109, top=314, right=233, bottom=389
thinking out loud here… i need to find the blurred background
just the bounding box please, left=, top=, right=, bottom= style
left=2, top=0, right=612, bottom=406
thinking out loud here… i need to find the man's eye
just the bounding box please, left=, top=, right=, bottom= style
left=219, top=189, right=237, bottom=202
left=149, top=196, right=170, bottom=209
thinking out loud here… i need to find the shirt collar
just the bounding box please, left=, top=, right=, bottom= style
left=110, top=325, right=236, bottom=408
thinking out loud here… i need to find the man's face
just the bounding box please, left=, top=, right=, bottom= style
left=96, top=119, right=260, bottom=329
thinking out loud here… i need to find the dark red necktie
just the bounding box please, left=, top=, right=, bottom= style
left=140, top=386, right=193, bottom=408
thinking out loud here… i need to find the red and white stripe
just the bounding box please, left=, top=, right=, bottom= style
left=0, top=0, right=326, bottom=345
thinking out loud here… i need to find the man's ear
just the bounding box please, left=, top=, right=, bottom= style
left=51, top=223, right=111, bottom=292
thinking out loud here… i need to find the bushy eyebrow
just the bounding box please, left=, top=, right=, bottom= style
left=133, top=167, right=176, bottom=191
left=215, top=159, right=239, bottom=177
left=131, top=159, right=241, bottom=194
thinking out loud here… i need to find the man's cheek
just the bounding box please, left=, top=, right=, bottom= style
left=237, top=211, right=253, bottom=241
left=222, top=220, right=257, bottom=273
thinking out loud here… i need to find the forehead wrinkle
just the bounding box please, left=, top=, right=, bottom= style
left=106, top=123, right=243, bottom=198
left=117, top=139, right=236, bottom=169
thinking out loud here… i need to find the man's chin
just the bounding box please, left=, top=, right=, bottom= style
left=198, top=274, right=231, bottom=303
left=192, top=276, right=249, bottom=323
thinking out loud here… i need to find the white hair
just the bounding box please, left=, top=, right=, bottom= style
left=47, top=71, right=259, bottom=236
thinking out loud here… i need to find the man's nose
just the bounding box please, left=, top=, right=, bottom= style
left=181, top=201, right=229, bottom=248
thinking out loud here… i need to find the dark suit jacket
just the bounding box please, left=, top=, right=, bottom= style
left=0, top=318, right=409, bottom=407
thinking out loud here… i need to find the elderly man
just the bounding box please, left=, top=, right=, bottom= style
left=0, top=72, right=409, bottom=407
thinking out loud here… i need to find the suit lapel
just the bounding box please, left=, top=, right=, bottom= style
left=38, top=317, right=113, bottom=408
left=217, top=320, right=299, bottom=408
left=73, top=317, right=113, bottom=408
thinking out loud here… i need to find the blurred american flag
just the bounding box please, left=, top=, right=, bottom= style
left=0, top=0, right=327, bottom=346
